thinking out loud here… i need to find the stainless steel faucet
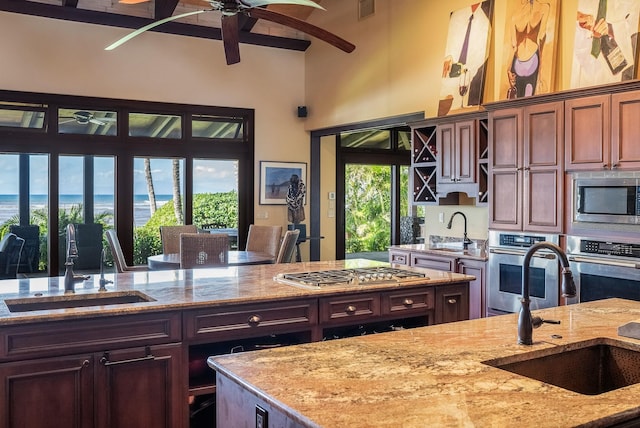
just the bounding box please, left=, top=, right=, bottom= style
left=98, top=248, right=113, bottom=292
left=446, top=211, right=473, bottom=250
left=518, top=242, right=576, bottom=345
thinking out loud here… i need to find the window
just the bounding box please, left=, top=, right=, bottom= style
left=192, top=115, right=244, bottom=139
left=129, top=112, right=182, bottom=138
left=0, top=90, right=254, bottom=275
left=58, top=108, right=117, bottom=135
left=0, top=102, right=46, bottom=130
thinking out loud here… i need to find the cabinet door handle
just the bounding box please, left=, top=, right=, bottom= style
left=447, top=298, right=458, bottom=304
left=82, top=359, right=90, bottom=368
left=403, top=298, right=414, bottom=306
left=603, top=163, right=608, bottom=169
left=345, top=305, right=357, bottom=314
left=100, top=347, right=155, bottom=366
left=612, top=163, right=619, bottom=169
left=247, top=315, right=262, bottom=325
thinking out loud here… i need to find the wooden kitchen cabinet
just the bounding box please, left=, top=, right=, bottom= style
left=0, top=312, right=184, bottom=428
left=0, top=354, right=93, bottom=428
left=457, top=258, right=486, bottom=319
left=489, top=101, right=563, bottom=233
left=407, top=251, right=485, bottom=320
left=410, top=113, right=488, bottom=206
left=566, top=90, right=640, bottom=171
left=411, top=252, right=457, bottom=271
left=437, top=120, right=476, bottom=185
left=435, top=283, right=469, bottom=324
left=95, top=343, right=183, bottom=428
left=0, top=343, right=182, bottom=428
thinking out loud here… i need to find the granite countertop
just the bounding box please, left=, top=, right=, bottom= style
left=210, top=298, right=640, bottom=427
left=0, top=259, right=474, bottom=325
left=389, top=235, right=489, bottom=261
left=389, top=243, right=488, bottom=261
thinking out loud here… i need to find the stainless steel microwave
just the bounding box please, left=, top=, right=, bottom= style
left=574, top=177, right=640, bottom=224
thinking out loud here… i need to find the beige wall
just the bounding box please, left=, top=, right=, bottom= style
left=0, top=10, right=311, bottom=254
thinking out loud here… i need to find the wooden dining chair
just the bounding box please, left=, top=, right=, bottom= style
left=245, top=225, right=282, bottom=258
left=160, top=225, right=198, bottom=254
left=180, top=233, right=229, bottom=269
left=105, top=229, right=149, bottom=273
left=276, top=229, right=299, bottom=264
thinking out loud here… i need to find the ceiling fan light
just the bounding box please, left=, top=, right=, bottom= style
left=118, top=0, right=150, bottom=4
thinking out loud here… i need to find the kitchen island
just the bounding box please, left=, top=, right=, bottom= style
left=209, top=298, right=640, bottom=427
left=0, top=259, right=471, bottom=428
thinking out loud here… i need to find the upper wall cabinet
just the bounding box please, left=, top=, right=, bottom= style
left=410, top=112, right=488, bottom=206
left=565, top=90, right=640, bottom=171
left=488, top=101, right=564, bottom=233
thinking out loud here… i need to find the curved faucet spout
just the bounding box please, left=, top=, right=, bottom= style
left=446, top=211, right=473, bottom=250
left=519, top=242, right=576, bottom=345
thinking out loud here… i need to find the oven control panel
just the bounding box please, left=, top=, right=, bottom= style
left=580, top=240, right=640, bottom=258
left=499, top=234, right=547, bottom=248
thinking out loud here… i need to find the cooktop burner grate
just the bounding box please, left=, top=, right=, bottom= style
left=276, top=267, right=427, bottom=288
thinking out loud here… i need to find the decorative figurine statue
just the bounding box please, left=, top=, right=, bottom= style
left=286, top=174, right=306, bottom=224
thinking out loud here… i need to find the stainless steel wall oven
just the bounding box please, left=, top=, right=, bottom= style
left=487, top=230, right=560, bottom=315
left=566, top=236, right=640, bottom=304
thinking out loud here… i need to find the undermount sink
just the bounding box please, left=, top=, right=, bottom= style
left=483, top=338, right=640, bottom=395
left=4, top=291, right=155, bottom=313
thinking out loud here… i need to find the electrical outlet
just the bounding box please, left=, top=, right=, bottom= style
left=256, top=405, right=268, bottom=428
left=439, top=212, right=444, bottom=223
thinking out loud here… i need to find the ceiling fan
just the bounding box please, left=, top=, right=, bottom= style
left=59, top=111, right=117, bottom=126
left=105, top=0, right=355, bottom=65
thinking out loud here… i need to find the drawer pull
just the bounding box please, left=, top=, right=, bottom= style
left=100, top=347, right=155, bottom=366
left=403, top=298, right=414, bottom=306
left=345, top=305, right=357, bottom=314
left=447, top=298, right=457, bottom=304
left=247, top=315, right=262, bottom=325
left=82, top=359, right=90, bottom=368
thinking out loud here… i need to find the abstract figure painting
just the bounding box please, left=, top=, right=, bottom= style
left=570, top=0, right=640, bottom=89
left=438, top=0, right=494, bottom=116
left=499, top=0, right=560, bottom=99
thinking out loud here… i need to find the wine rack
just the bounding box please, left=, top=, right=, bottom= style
left=477, top=118, right=489, bottom=205
left=412, top=126, right=438, bottom=204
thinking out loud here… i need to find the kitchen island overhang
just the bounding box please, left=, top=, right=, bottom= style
left=209, top=298, right=640, bottom=428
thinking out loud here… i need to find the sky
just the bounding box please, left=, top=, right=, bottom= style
left=0, top=154, right=238, bottom=195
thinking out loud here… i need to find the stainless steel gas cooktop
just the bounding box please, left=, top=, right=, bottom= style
left=274, top=267, right=428, bottom=289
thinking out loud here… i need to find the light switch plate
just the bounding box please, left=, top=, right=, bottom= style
left=328, top=191, right=336, bottom=200
left=256, top=405, right=268, bottom=428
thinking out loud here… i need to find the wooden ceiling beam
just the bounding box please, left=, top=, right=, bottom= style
left=0, top=0, right=310, bottom=51
left=155, top=0, right=179, bottom=20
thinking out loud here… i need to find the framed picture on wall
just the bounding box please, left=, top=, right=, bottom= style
left=259, top=161, right=307, bottom=205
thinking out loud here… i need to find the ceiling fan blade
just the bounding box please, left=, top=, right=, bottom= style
left=248, top=7, right=355, bottom=53
left=59, top=119, right=76, bottom=124
left=89, top=119, right=108, bottom=126
left=242, top=0, right=325, bottom=10
left=105, top=10, right=207, bottom=51
left=222, top=13, right=241, bottom=65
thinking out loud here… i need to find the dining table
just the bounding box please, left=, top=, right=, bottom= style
left=147, top=251, right=275, bottom=270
